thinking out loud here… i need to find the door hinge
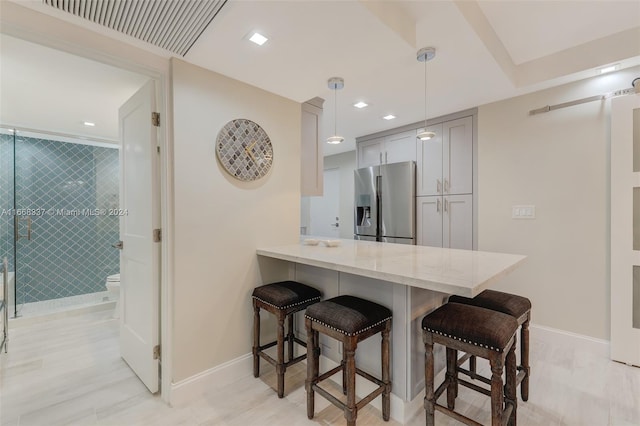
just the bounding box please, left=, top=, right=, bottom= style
left=152, top=112, right=160, bottom=127
left=153, top=228, right=162, bottom=242
left=153, top=345, right=161, bottom=360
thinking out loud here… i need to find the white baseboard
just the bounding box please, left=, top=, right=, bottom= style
left=170, top=353, right=253, bottom=407
left=530, top=323, right=610, bottom=358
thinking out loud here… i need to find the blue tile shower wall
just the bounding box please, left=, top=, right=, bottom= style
left=14, top=136, right=119, bottom=304
left=0, top=133, right=15, bottom=273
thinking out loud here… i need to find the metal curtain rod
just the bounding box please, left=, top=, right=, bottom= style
left=529, top=86, right=637, bottom=116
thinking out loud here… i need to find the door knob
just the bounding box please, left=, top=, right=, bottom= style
left=112, top=241, right=124, bottom=250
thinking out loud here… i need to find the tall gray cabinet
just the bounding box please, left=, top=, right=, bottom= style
left=356, top=111, right=476, bottom=250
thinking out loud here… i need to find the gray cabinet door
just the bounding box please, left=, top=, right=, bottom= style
left=444, top=194, right=473, bottom=250
left=416, top=123, right=443, bottom=196
left=443, top=116, right=473, bottom=195
left=416, top=196, right=442, bottom=248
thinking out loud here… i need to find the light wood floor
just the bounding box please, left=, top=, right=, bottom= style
left=1, top=309, right=639, bottom=425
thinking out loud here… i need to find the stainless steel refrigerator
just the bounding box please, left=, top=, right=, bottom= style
left=354, top=161, right=415, bottom=244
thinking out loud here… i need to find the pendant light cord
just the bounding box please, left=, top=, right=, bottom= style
left=334, top=86, right=338, bottom=136
left=423, top=59, right=428, bottom=130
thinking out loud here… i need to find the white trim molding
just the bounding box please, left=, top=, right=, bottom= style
left=530, top=323, right=610, bottom=358
left=170, top=353, right=254, bottom=407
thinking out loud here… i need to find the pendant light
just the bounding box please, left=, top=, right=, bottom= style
left=416, top=47, right=436, bottom=141
left=327, top=77, right=344, bottom=144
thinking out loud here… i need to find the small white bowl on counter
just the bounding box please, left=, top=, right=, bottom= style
left=303, top=238, right=320, bottom=246
left=322, top=239, right=341, bottom=247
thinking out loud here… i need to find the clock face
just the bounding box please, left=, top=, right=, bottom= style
left=216, top=119, right=273, bottom=181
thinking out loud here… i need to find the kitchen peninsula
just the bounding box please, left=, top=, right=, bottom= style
left=257, top=239, right=525, bottom=423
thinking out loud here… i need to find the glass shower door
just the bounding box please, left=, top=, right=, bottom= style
left=1, top=128, right=16, bottom=321
left=13, top=131, right=120, bottom=316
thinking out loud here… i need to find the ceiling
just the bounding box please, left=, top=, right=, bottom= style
left=2, top=0, right=640, bottom=155
left=0, top=33, right=149, bottom=142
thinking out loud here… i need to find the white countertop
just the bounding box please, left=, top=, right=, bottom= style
left=257, top=239, right=526, bottom=297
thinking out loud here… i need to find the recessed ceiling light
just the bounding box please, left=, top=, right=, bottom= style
left=353, top=101, right=368, bottom=109
left=83, top=122, right=96, bottom=127
left=382, top=114, right=396, bottom=120
left=248, top=32, right=268, bottom=46
left=597, top=64, right=619, bottom=75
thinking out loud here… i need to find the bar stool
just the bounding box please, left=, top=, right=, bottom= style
left=252, top=280, right=322, bottom=398
left=449, top=290, right=532, bottom=400
left=304, top=295, right=392, bottom=426
left=422, top=302, right=519, bottom=426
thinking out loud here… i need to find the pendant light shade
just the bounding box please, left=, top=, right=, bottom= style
left=327, top=77, right=344, bottom=144
left=416, top=47, right=436, bottom=141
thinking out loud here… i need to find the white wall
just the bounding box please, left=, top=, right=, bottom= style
left=324, top=151, right=357, bottom=239
left=303, top=151, right=356, bottom=239
left=171, top=59, right=301, bottom=381
left=477, top=66, right=640, bottom=340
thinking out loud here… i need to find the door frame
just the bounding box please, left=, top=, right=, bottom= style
left=1, top=10, right=174, bottom=402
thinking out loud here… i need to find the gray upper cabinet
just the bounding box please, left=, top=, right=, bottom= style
left=301, top=99, right=324, bottom=196
left=417, top=116, right=472, bottom=197
left=357, top=130, right=416, bottom=168
left=416, top=123, right=443, bottom=196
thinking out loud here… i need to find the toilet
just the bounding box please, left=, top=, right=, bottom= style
left=106, top=273, right=121, bottom=318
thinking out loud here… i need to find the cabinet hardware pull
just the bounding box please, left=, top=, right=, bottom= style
left=437, top=198, right=440, bottom=213
left=444, top=198, right=449, bottom=213
left=437, top=179, right=441, bottom=194
left=385, top=152, right=388, bottom=164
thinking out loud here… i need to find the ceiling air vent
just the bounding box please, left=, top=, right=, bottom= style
left=42, top=0, right=228, bottom=56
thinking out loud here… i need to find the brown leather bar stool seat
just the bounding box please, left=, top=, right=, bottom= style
left=252, top=280, right=321, bottom=398
left=449, top=289, right=532, bottom=401
left=422, top=303, right=519, bottom=426
left=304, top=295, right=392, bottom=426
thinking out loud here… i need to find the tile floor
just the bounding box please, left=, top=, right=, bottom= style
left=1, top=309, right=639, bottom=425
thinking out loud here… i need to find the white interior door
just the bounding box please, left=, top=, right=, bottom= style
left=309, top=168, right=340, bottom=238
left=118, top=79, right=160, bottom=392
left=611, top=93, right=640, bottom=366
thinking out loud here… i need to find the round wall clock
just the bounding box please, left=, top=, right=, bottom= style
left=216, top=119, right=273, bottom=181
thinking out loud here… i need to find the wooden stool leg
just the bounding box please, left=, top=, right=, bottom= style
left=505, top=343, right=518, bottom=426
left=344, top=338, right=358, bottom=426
left=342, top=343, right=348, bottom=395
left=446, top=347, right=458, bottom=410
left=489, top=355, right=505, bottom=426
left=424, top=333, right=435, bottom=426
left=469, top=355, right=477, bottom=380
left=252, top=303, right=260, bottom=378
left=287, top=313, right=295, bottom=362
left=276, top=312, right=286, bottom=398
left=305, top=319, right=318, bottom=419
left=521, top=317, right=530, bottom=401
left=382, top=322, right=391, bottom=421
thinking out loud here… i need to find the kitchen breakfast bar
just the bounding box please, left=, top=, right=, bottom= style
left=256, top=239, right=526, bottom=423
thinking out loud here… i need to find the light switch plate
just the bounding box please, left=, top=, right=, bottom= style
left=512, top=205, right=536, bottom=219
